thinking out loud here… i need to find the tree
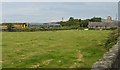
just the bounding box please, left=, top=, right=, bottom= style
left=80, top=20, right=89, bottom=27
left=90, top=17, right=102, bottom=22
left=69, top=17, right=74, bottom=21
left=7, top=23, right=14, bottom=31
left=68, top=17, right=75, bottom=26
left=58, top=21, right=67, bottom=26
left=79, top=19, right=81, bottom=22
left=58, top=16, right=102, bottom=28
left=74, top=19, right=80, bottom=26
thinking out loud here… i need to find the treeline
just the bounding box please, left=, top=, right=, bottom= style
left=58, top=17, right=102, bottom=27
left=2, top=26, right=79, bottom=32
left=1, top=17, right=102, bottom=32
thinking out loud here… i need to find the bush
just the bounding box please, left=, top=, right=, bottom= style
left=104, top=29, right=119, bottom=50
left=110, top=27, right=118, bottom=30
left=89, top=28, right=95, bottom=30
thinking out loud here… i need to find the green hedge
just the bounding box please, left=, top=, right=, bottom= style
left=104, top=28, right=119, bottom=50
left=2, top=26, right=80, bottom=32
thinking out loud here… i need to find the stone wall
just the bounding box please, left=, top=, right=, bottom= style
left=92, top=38, right=120, bottom=70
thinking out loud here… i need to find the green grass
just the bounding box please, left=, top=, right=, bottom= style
left=0, top=32, right=2, bottom=69
left=2, top=30, right=112, bottom=68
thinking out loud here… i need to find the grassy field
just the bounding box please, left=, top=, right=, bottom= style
left=2, top=30, right=112, bottom=68
left=0, top=32, right=2, bottom=69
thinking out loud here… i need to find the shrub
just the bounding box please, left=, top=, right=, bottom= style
left=104, top=28, right=119, bottom=50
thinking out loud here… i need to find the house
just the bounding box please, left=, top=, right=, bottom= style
left=28, top=22, right=61, bottom=28
left=0, top=26, right=7, bottom=29
left=13, top=23, right=28, bottom=29
left=88, top=16, right=118, bottom=29
left=1, top=23, right=28, bottom=29
left=88, top=21, right=118, bottom=29
left=28, top=23, right=43, bottom=28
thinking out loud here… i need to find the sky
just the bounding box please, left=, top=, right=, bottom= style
left=1, top=2, right=118, bottom=23
left=1, top=0, right=120, bottom=2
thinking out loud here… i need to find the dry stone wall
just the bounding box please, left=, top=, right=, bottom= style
left=92, top=38, right=120, bottom=70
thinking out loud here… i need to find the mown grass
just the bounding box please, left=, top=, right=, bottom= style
left=0, top=32, right=2, bottom=69
left=2, top=30, right=112, bottom=68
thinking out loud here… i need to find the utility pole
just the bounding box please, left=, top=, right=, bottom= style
left=62, top=17, right=64, bottom=22
left=116, top=13, right=118, bottom=21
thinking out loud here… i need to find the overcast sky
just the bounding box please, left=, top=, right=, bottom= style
left=1, top=0, right=120, bottom=2
left=2, top=2, right=118, bottom=23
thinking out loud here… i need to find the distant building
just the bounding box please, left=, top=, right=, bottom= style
left=88, top=16, right=118, bottom=29
left=107, top=16, right=112, bottom=22
left=29, top=22, right=61, bottom=28
left=0, top=26, right=7, bottom=29
left=88, top=21, right=118, bottom=29
left=13, top=23, right=28, bottom=29
left=1, top=23, right=28, bottom=29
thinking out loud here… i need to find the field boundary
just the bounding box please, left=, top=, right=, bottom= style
left=92, top=37, right=120, bottom=70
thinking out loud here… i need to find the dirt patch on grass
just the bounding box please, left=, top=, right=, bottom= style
left=31, top=59, right=54, bottom=68
left=77, top=51, right=83, bottom=62
left=69, top=51, right=83, bottom=68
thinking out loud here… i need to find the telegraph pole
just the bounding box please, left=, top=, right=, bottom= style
left=62, top=17, right=64, bottom=22
left=116, top=13, right=118, bottom=21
